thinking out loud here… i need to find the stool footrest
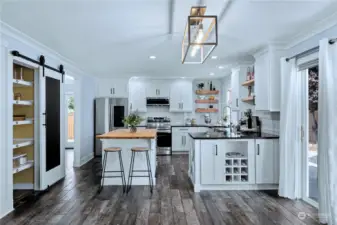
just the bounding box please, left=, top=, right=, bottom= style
left=130, top=175, right=152, bottom=178
left=131, top=170, right=151, bottom=172
left=104, top=170, right=124, bottom=173
left=102, top=176, right=124, bottom=178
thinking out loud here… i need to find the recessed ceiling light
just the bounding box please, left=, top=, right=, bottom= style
left=211, top=56, right=218, bottom=59
left=181, top=77, right=185, bottom=79
left=149, top=56, right=156, bottom=59
left=218, top=66, right=224, bottom=69
left=209, top=72, right=215, bottom=76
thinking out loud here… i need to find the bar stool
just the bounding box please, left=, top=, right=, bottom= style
left=99, top=147, right=126, bottom=193
left=127, top=147, right=153, bottom=194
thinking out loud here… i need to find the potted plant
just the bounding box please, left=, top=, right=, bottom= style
left=123, top=111, right=144, bottom=133
left=244, top=109, right=253, bottom=129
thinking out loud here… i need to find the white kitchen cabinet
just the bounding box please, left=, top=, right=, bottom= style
left=96, top=78, right=129, bottom=98
left=129, top=80, right=147, bottom=112
left=254, top=45, right=284, bottom=111
left=200, top=141, right=225, bottom=184
left=145, top=80, right=170, bottom=97
left=230, top=68, right=240, bottom=110
left=170, top=79, right=193, bottom=112
left=172, top=127, right=198, bottom=151
left=255, top=139, right=279, bottom=184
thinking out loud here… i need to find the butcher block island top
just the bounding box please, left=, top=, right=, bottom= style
left=96, top=128, right=157, bottom=139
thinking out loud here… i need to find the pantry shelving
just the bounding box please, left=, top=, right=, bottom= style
left=12, top=63, right=36, bottom=206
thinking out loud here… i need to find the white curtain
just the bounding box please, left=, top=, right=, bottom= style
left=278, top=58, right=302, bottom=199
left=318, top=38, right=337, bottom=225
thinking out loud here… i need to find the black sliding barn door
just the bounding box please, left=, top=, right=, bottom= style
left=46, top=76, right=61, bottom=171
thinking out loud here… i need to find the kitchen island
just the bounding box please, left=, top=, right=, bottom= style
left=188, top=132, right=279, bottom=192
left=96, top=129, right=157, bottom=186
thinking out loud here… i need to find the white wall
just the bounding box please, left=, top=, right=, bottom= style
left=0, top=22, right=96, bottom=219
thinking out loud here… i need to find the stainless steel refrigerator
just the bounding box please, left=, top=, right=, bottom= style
left=94, top=98, right=128, bottom=156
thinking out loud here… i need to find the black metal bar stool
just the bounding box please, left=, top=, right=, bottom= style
left=99, top=147, right=126, bottom=193
left=126, top=147, right=153, bottom=194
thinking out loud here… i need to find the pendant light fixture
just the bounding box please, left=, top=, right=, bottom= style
left=182, top=6, right=218, bottom=64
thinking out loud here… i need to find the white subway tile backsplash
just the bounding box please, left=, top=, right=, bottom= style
left=255, top=111, right=280, bottom=135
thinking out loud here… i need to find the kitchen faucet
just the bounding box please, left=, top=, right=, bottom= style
left=223, top=105, right=232, bottom=134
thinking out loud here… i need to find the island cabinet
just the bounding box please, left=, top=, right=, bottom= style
left=188, top=137, right=279, bottom=192
left=200, top=141, right=225, bottom=184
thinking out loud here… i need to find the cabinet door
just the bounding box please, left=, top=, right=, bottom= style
left=112, top=79, right=128, bottom=98
left=169, top=81, right=182, bottom=112
left=180, top=80, right=193, bottom=112
left=145, top=80, right=158, bottom=97
left=129, top=80, right=146, bottom=112
left=172, top=131, right=184, bottom=151
left=97, top=79, right=112, bottom=97
left=200, top=141, right=225, bottom=184
left=255, top=139, right=278, bottom=184
left=157, top=81, right=170, bottom=97
left=254, top=53, right=270, bottom=110
left=230, top=69, right=240, bottom=110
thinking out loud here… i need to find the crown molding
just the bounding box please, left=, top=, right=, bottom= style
left=285, top=8, right=337, bottom=49
left=0, top=20, right=92, bottom=79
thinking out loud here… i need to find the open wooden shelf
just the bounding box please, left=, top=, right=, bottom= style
left=13, top=118, right=34, bottom=126
left=13, top=153, right=27, bottom=160
left=13, top=161, right=34, bottom=174
left=13, top=79, right=33, bottom=87
left=241, top=96, right=255, bottom=103
left=195, top=108, right=219, bottom=113
left=195, top=99, right=219, bottom=104
left=242, top=79, right=254, bottom=86
left=195, top=90, right=219, bottom=95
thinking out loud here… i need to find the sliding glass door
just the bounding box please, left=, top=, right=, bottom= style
left=301, top=65, right=319, bottom=207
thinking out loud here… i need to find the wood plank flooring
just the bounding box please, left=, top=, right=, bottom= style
left=1, top=155, right=320, bottom=225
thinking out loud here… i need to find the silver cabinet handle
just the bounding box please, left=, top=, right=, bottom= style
left=215, top=144, right=218, bottom=156
left=181, top=136, right=183, bottom=145
left=257, top=144, right=260, bottom=155
left=182, top=102, right=184, bottom=109
left=236, top=98, right=238, bottom=107
left=113, top=88, right=115, bottom=95
left=183, top=136, right=186, bottom=145
left=159, top=89, right=160, bottom=95
left=110, top=88, right=112, bottom=94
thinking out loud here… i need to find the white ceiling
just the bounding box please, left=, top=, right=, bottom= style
left=2, top=0, right=337, bottom=78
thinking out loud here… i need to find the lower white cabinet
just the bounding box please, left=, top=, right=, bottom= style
left=200, top=141, right=225, bottom=184
left=255, top=139, right=279, bottom=184
left=172, top=127, right=198, bottom=151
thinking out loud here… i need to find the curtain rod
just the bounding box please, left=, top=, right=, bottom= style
left=285, top=38, right=336, bottom=62
left=11, top=50, right=65, bottom=83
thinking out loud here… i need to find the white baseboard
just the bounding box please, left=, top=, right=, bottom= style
left=80, top=153, right=94, bottom=167
left=0, top=207, right=14, bottom=220
left=13, top=183, right=34, bottom=190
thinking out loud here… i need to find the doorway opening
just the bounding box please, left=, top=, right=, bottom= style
left=64, top=75, right=76, bottom=173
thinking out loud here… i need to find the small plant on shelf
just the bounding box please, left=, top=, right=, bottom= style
left=123, top=111, right=144, bottom=133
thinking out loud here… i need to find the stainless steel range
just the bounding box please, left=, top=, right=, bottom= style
left=147, top=117, right=171, bottom=156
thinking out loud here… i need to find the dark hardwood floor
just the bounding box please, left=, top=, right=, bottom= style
left=1, top=154, right=320, bottom=225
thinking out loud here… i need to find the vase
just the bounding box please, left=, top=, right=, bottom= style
left=130, top=126, right=137, bottom=133
left=247, top=118, right=252, bottom=129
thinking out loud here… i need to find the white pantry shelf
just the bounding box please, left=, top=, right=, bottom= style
left=13, top=100, right=33, bottom=106
left=13, top=139, right=34, bottom=149
left=13, top=153, right=27, bottom=160
left=13, top=160, right=34, bottom=174
left=13, top=118, right=34, bottom=126
left=13, top=79, right=33, bottom=87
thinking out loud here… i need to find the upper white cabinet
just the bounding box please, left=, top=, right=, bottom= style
left=170, top=79, right=193, bottom=112
left=145, top=80, right=170, bottom=97
left=254, top=45, right=284, bottom=111
left=255, top=139, right=279, bottom=184
left=96, top=78, right=129, bottom=98
left=230, top=68, right=240, bottom=110
left=129, top=79, right=147, bottom=112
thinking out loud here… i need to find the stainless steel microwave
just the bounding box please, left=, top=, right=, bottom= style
left=146, top=98, right=170, bottom=106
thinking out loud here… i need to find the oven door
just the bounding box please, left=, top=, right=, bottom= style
left=157, top=130, right=172, bottom=155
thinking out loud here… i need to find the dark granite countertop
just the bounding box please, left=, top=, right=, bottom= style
left=189, top=132, right=279, bottom=139
left=171, top=124, right=227, bottom=128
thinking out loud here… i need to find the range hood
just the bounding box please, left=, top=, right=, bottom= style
left=146, top=97, right=170, bottom=106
